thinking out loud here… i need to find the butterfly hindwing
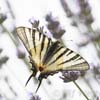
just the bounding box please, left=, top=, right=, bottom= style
left=40, top=42, right=89, bottom=74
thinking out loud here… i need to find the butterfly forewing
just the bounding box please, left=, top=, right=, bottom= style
left=16, top=27, right=53, bottom=69
left=17, top=27, right=31, bottom=52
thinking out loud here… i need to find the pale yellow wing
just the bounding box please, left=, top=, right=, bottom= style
left=16, top=27, right=52, bottom=69
left=16, top=26, right=89, bottom=93
left=16, top=27, right=89, bottom=74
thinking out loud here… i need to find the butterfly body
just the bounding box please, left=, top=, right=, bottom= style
left=16, top=26, right=89, bottom=92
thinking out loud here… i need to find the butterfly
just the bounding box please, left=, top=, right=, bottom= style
left=16, top=26, right=89, bottom=92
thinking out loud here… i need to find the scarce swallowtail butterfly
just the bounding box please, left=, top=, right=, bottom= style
left=16, top=25, right=89, bottom=93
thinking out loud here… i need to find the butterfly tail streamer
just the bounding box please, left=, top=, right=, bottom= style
left=35, top=78, right=43, bottom=93
left=25, top=73, right=34, bottom=86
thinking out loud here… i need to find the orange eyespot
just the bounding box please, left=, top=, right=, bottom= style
left=39, top=67, right=44, bottom=71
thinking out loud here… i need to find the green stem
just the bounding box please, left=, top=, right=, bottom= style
left=73, top=81, right=90, bottom=100
left=1, top=24, right=19, bottom=46
left=87, top=25, right=100, bottom=56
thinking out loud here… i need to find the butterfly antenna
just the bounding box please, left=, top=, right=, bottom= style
left=25, top=73, right=33, bottom=86
left=35, top=79, right=42, bottom=93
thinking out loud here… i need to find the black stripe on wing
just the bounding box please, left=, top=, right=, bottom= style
left=45, top=38, right=52, bottom=54
left=58, top=54, right=81, bottom=65
left=49, top=48, right=69, bottom=65
left=32, top=29, right=36, bottom=53
left=43, top=41, right=60, bottom=65
left=16, top=27, right=31, bottom=52
left=23, top=28, right=30, bottom=48
left=40, top=34, right=46, bottom=59
left=39, top=31, right=42, bottom=41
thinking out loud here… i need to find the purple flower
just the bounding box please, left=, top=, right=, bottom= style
left=29, top=93, right=41, bottom=100
left=60, top=71, right=82, bottom=82
left=29, top=17, right=39, bottom=28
